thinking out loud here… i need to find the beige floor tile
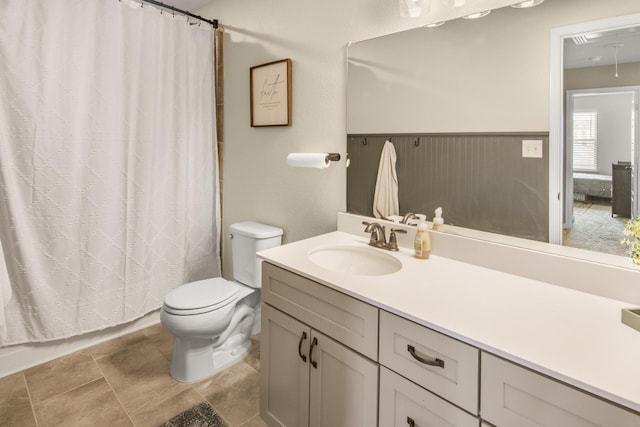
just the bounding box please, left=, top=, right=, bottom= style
left=142, top=323, right=175, bottom=361
left=0, top=373, right=31, bottom=407
left=0, top=373, right=37, bottom=427
left=0, top=402, right=37, bottom=427
left=245, top=335, right=260, bottom=373
left=33, top=378, right=132, bottom=427
left=90, top=328, right=149, bottom=360
left=239, top=413, right=269, bottom=427
left=97, top=340, right=189, bottom=414
left=129, top=387, right=206, bottom=427
left=195, top=361, right=260, bottom=426
left=24, top=350, right=102, bottom=404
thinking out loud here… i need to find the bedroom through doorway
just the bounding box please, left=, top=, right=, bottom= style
left=563, top=88, right=639, bottom=256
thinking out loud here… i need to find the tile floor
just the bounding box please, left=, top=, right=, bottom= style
left=0, top=324, right=266, bottom=427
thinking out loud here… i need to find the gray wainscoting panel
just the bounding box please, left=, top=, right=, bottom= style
left=347, top=133, right=549, bottom=242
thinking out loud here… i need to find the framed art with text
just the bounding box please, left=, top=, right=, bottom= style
left=250, top=58, right=292, bottom=127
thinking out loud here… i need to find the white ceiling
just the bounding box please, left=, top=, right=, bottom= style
left=564, top=25, right=640, bottom=69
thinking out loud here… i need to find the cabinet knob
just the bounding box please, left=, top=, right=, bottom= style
left=407, top=416, right=415, bottom=427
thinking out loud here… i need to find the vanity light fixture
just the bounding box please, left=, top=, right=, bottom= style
left=462, top=10, right=490, bottom=19
left=399, top=0, right=430, bottom=18
left=510, top=0, right=544, bottom=9
left=441, top=0, right=466, bottom=7
left=424, top=21, right=446, bottom=28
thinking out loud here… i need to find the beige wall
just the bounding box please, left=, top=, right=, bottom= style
left=197, top=0, right=517, bottom=278
left=197, top=0, right=640, bottom=278
left=565, top=62, right=640, bottom=91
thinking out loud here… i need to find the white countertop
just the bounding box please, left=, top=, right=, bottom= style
left=258, top=230, right=640, bottom=413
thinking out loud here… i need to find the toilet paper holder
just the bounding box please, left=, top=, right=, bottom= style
left=326, top=153, right=341, bottom=162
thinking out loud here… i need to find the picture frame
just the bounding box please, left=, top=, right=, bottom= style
left=250, top=58, right=292, bottom=127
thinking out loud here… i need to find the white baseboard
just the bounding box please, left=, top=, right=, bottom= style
left=0, top=310, right=161, bottom=379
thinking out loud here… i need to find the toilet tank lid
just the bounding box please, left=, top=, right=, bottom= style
left=230, top=221, right=283, bottom=239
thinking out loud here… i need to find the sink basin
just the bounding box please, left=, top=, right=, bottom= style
left=308, top=245, right=402, bottom=276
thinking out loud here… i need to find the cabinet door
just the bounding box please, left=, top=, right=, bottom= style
left=260, top=304, right=311, bottom=427
left=309, top=330, right=378, bottom=427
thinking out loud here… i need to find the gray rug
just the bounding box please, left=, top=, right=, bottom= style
left=159, top=402, right=228, bottom=427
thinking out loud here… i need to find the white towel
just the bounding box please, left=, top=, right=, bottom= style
left=373, top=140, right=399, bottom=219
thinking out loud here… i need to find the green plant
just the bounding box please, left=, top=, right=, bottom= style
left=622, top=218, right=640, bottom=265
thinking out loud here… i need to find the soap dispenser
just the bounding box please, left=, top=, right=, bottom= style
left=414, top=222, right=431, bottom=259
left=432, top=207, right=444, bottom=232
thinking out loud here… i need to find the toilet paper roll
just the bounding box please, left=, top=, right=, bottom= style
left=286, top=153, right=331, bottom=169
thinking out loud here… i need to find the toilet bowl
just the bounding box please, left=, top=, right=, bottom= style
left=161, top=221, right=283, bottom=383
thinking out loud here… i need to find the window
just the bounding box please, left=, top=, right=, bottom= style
left=573, top=111, right=598, bottom=171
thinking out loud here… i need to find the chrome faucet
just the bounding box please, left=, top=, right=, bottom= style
left=362, top=222, right=407, bottom=251
left=400, top=213, right=419, bottom=224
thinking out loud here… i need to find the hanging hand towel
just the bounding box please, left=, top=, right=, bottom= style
left=373, top=140, right=399, bottom=219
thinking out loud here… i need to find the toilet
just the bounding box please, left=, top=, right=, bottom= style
left=161, top=221, right=283, bottom=383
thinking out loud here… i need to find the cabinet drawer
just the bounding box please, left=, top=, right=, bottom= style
left=379, top=310, right=479, bottom=414
left=481, top=352, right=640, bottom=427
left=262, top=262, right=379, bottom=360
left=380, top=366, right=479, bottom=427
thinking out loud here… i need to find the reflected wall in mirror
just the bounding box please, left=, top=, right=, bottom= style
left=347, top=0, right=640, bottom=260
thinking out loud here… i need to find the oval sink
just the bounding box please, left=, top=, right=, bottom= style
left=308, top=245, right=402, bottom=276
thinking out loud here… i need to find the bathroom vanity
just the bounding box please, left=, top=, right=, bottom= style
left=257, top=214, right=640, bottom=427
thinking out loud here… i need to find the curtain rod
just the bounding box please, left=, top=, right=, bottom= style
left=140, top=0, right=218, bottom=28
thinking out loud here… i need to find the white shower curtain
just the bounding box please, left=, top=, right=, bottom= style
left=0, top=0, right=220, bottom=345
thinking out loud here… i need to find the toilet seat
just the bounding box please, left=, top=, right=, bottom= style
left=163, top=278, right=240, bottom=315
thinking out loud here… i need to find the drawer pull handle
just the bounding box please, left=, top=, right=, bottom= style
left=407, top=416, right=415, bottom=427
left=407, top=344, right=445, bottom=368
left=309, top=337, right=319, bottom=369
left=298, top=331, right=308, bottom=362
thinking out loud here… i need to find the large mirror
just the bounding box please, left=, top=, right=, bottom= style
left=347, top=0, right=640, bottom=263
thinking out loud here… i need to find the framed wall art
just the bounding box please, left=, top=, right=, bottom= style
left=250, top=58, right=292, bottom=127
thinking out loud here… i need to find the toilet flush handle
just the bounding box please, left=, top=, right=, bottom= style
left=227, top=233, right=233, bottom=239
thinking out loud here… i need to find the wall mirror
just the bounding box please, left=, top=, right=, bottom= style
left=346, top=0, right=640, bottom=267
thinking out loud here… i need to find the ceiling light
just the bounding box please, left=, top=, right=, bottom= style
left=463, top=10, right=490, bottom=19
left=510, top=0, right=544, bottom=9
left=608, top=43, right=624, bottom=78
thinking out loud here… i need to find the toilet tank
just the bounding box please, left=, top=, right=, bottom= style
left=230, top=222, right=283, bottom=288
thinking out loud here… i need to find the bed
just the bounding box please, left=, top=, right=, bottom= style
left=573, top=172, right=612, bottom=199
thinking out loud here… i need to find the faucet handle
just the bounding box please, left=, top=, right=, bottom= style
left=387, top=228, right=407, bottom=251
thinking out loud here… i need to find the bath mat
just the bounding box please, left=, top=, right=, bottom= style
left=159, top=402, right=228, bottom=427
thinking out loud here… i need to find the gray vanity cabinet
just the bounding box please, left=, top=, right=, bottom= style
left=260, top=262, right=379, bottom=427
left=481, top=353, right=640, bottom=427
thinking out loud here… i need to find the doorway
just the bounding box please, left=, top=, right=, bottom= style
left=563, top=88, right=638, bottom=255
left=550, top=14, right=640, bottom=255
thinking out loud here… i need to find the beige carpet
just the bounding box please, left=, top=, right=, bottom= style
left=563, top=200, right=629, bottom=256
